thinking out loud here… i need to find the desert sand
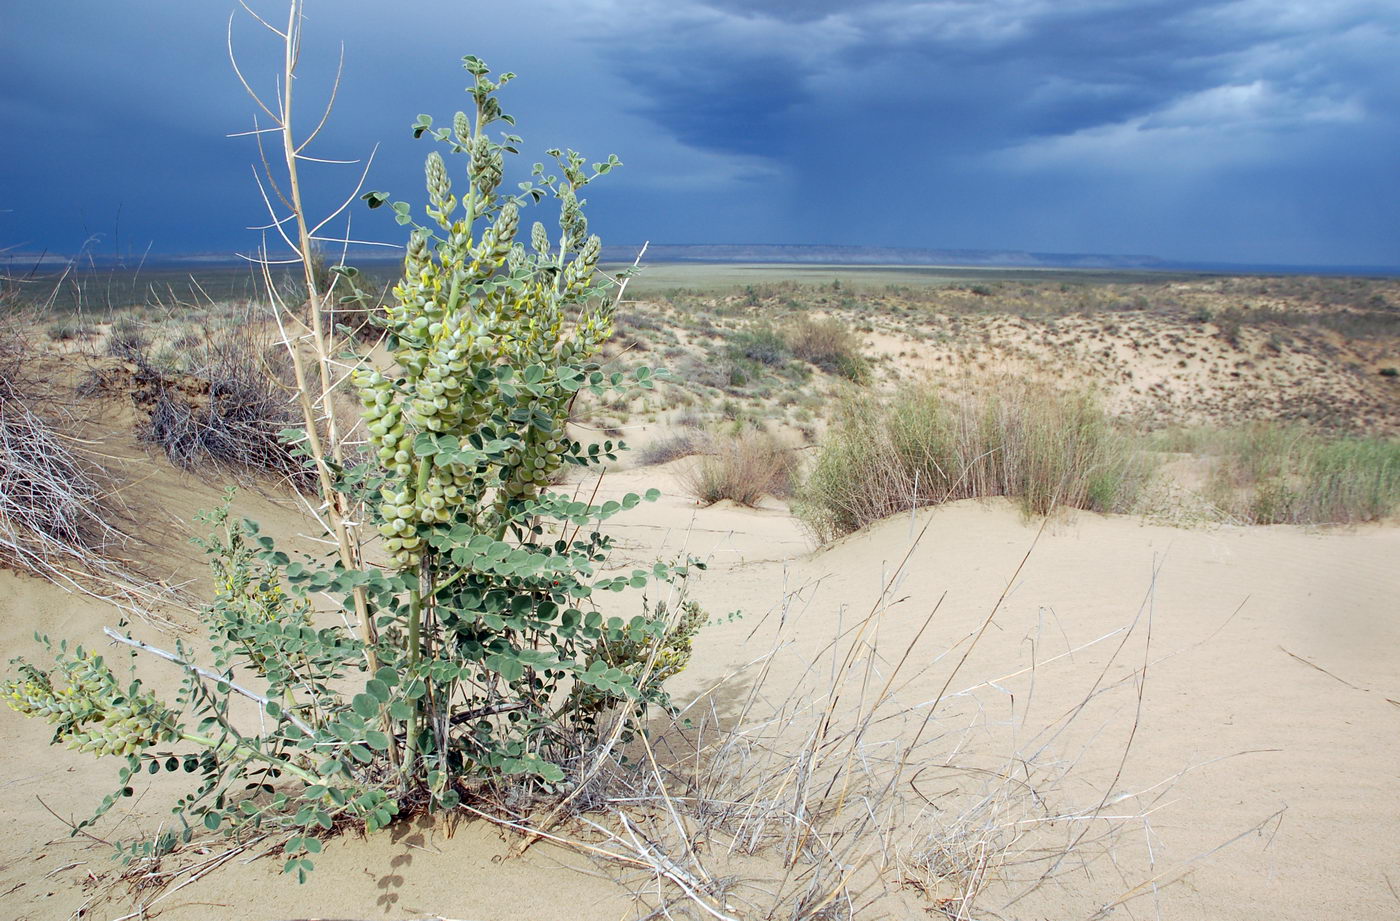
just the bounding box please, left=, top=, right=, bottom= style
left=2, top=445, right=1397, bottom=920
left=1, top=277, right=1398, bottom=919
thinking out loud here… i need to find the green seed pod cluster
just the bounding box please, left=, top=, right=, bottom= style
left=357, top=71, right=625, bottom=568
left=499, top=401, right=567, bottom=502
left=426, top=151, right=454, bottom=218
left=531, top=221, right=550, bottom=256
left=405, top=229, right=431, bottom=277
left=507, top=242, right=527, bottom=275
left=560, top=297, right=616, bottom=364
left=469, top=134, right=504, bottom=198
left=468, top=202, right=518, bottom=277
left=563, top=233, right=602, bottom=295
left=558, top=188, right=585, bottom=247
left=3, top=652, right=177, bottom=758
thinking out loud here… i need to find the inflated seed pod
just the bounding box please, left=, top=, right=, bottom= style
left=426, top=151, right=452, bottom=213
left=531, top=221, right=550, bottom=255
left=495, top=202, right=519, bottom=247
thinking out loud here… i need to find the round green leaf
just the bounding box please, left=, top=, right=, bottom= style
left=351, top=693, right=379, bottom=719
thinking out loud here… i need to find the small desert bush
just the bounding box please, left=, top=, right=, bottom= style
left=105, top=325, right=148, bottom=359
left=798, top=378, right=1153, bottom=540
left=0, top=318, right=119, bottom=573
left=636, top=429, right=704, bottom=466
left=681, top=427, right=796, bottom=506
left=140, top=347, right=303, bottom=481
left=728, top=324, right=790, bottom=366
left=1160, top=423, right=1400, bottom=524
left=47, top=319, right=94, bottom=341
left=784, top=316, right=868, bottom=382
left=102, top=314, right=306, bottom=482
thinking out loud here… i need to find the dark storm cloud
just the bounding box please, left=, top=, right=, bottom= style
left=692, top=0, right=887, bottom=24
left=583, top=0, right=1400, bottom=262
left=1, top=0, right=1397, bottom=265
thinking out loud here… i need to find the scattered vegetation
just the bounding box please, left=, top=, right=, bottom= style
left=1, top=12, right=1396, bottom=918
left=1154, top=423, right=1400, bottom=524
left=797, top=378, right=1153, bottom=540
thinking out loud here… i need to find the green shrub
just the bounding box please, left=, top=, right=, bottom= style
left=1187, top=423, right=1400, bottom=524
left=728, top=324, right=790, bottom=366
left=4, top=54, right=701, bottom=883
left=797, top=378, right=1153, bottom=540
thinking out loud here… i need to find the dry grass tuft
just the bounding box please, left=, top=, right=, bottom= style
left=495, top=536, right=1183, bottom=920
left=680, top=427, right=797, bottom=507
left=1153, top=423, right=1400, bottom=524
left=636, top=429, right=706, bottom=466
left=784, top=316, right=868, bottom=382
left=797, top=376, right=1155, bottom=541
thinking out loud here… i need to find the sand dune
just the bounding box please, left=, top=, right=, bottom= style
left=2, top=447, right=1397, bottom=919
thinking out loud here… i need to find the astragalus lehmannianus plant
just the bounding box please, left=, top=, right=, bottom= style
left=4, top=48, right=701, bottom=882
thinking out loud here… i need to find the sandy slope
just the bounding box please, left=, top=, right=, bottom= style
left=2, top=453, right=1398, bottom=920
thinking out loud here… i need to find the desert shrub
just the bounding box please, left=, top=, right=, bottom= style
left=797, top=378, right=1153, bottom=540
left=681, top=427, right=796, bottom=506
left=1182, top=423, right=1400, bottom=524
left=1215, top=307, right=1243, bottom=347
left=98, top=315, right=306, bottom=482
left=783, top=316, right=868, bottom=382
left=140, top=347, right=303, bottom=481
left=4, top=53, right=701, bottom=883
left=728, top=324, right=790, bottom=366
left=105, top=325, right=148, bottom=359
left=636, top=429, right=704, bottom=466
left=0, top=322, right=119, bottom=572
left=47, top=319, right=94, bottom=341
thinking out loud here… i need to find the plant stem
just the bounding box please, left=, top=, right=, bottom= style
left=103, top=627, right=316, bottom=738
left=179, top=730, right=321, bottom=786
left=258, top=0, right=378, bottom=673
left=402, top=579, right=424, bottom=784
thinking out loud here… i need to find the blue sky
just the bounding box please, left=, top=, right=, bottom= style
left=2, top=0, right=1398, bottom=266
